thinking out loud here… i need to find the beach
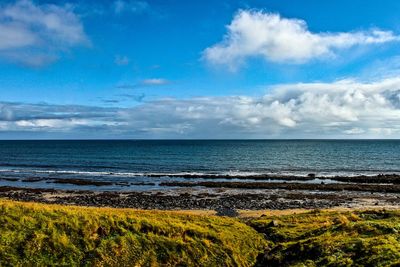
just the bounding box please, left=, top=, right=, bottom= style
left=2, top=175, right=400, bottom=213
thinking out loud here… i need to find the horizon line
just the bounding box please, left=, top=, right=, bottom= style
left=1, top=138, right=400, bottom=141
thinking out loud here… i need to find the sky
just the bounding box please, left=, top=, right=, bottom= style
left=1, top=0, right=400, bottom=139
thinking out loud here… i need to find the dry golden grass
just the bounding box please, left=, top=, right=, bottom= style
left=0, top=199, right=265, bottom=266
left=250, top=209, right=400, bottom=266
left=2, top=199, right=400, bottom=266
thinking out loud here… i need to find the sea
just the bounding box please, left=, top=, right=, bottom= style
left=0, top=140, right=400, bottom=191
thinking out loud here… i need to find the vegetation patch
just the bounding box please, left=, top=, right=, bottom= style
left=2, top=198, right=400, bottom=266
left=250, top=209, right=400, bottom=267
left=0, top=199, right=265, bottom=266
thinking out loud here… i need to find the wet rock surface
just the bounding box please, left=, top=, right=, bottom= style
left=160, top=181, right=400, bottom=193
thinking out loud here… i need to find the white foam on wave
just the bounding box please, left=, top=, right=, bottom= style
left=0, top=167, right=399, bottom=179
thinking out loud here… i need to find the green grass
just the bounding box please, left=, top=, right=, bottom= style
left=1, top=199, right=400, bottom=267
left=249, top=209, right=400, bottom=267
left=0, top=200, right=265, bottom=266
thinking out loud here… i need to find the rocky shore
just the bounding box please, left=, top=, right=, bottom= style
left=2, top=173, right=400, bottom=189
left=1, top=185, right=399, bottom=214
left=160, top=180, right=400, bottom=193
left=1, top=173, right=400, bottom=214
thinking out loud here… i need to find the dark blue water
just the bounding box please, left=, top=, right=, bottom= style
left=0, top=140, right=399, bottom=190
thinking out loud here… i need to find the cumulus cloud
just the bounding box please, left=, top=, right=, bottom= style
left=2, top=77, right=400, bottom=138
left=0, top=0, right=89, bottom=66
left=266, top=78, right=400, bottom=136
left=117, top=78, right=400, bottom=138
left=204, top=10, right=400, bottom=69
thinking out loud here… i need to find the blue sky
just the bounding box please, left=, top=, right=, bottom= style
left=1, top=0, right=400, bottom=138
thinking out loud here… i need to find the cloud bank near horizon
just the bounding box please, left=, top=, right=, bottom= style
left=2, top=77, right=400, bottom=139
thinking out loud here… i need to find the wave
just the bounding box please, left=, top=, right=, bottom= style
left=0, top=167, right=400, bottom=180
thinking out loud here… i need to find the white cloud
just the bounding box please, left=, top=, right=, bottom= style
left=3, top=76, right=400, bottom=138
left=343, top=128, right=365, bottom=135
left=0, top=23, right=37, bottom=50
left=141, top=78, right=170, bottom=86
left=204, top=10, right=400, bottom=69
left=116, top=78, right=170, bottom=89
left=0, top=0, right=89, bottom=66
left=115, top=78, right=400, bottom=138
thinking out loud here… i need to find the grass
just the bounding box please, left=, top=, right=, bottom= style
left=1, top=199, right=400, bottom=266
left=0, top=199, right=265, bottom=266
left=250, top=209, right=400, bottom=267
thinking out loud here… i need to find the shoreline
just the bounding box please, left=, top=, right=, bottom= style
left=2, top=173, right=400, bottom=214
left=2, top=173, right=400, bottom=191
left=1, top=184, right=399, bottom=214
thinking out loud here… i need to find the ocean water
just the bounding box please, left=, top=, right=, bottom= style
left=0, top=140, right=399, bottom=190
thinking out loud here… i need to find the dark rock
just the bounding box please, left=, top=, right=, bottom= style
left=215, top=207, right=239, bottom=217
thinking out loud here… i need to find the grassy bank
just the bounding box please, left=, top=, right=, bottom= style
left=1, top=199, right=400, bottom=266
left=0, top=200, right=265, bottom=266
left=250, top=209, right=400, bottom=266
